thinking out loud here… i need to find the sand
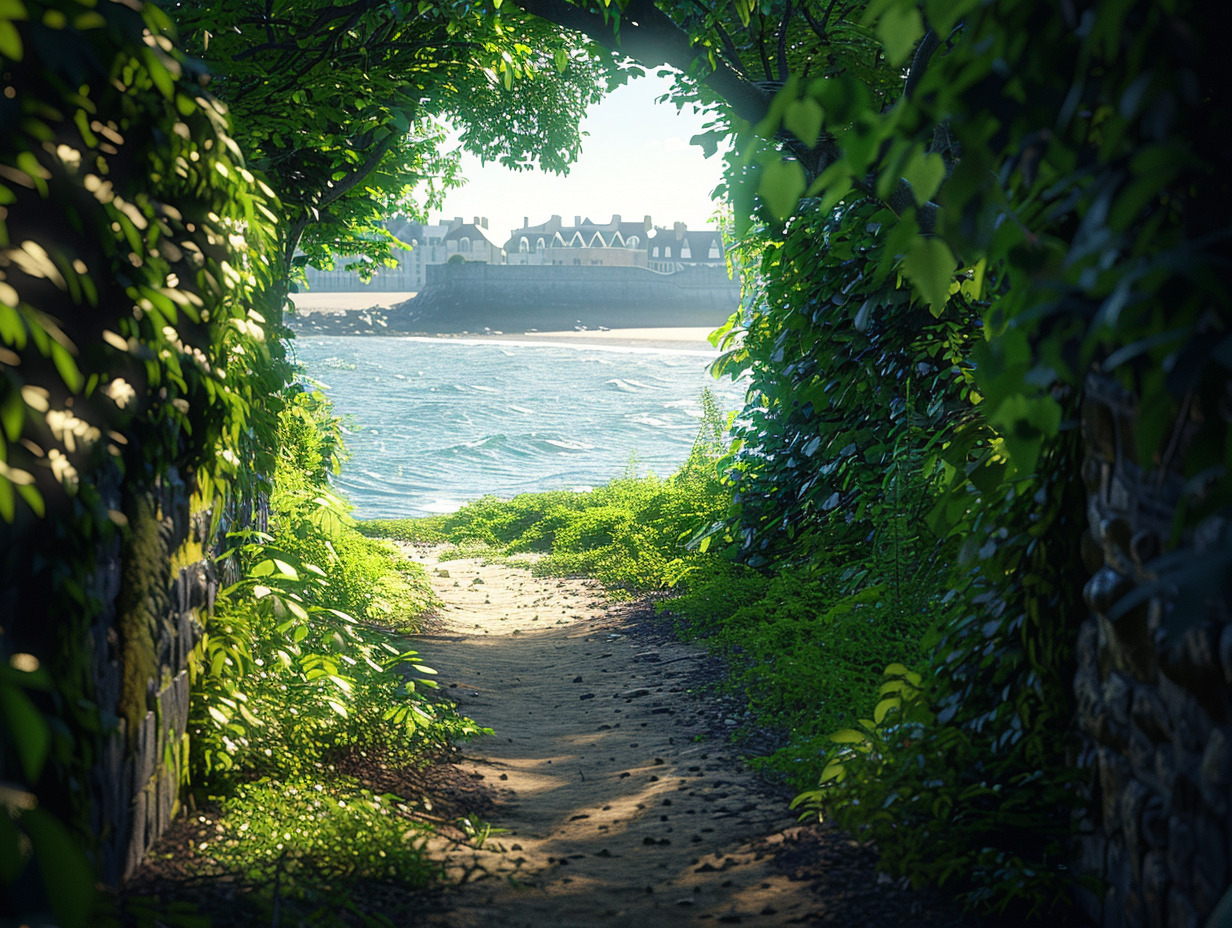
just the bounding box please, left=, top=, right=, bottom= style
left=289, top=291, right=417, bottom=313
left=402, top=548, right=824, bottom=927
left=288, top=292, right=725, bottom=349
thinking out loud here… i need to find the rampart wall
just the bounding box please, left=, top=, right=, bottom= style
left=392, top=262, right=741, bottom=331
left=1072, top=372, right=1232, bottom=927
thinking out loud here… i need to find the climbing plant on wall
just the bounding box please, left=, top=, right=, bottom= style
left=0, top=1, right=290, bottom=923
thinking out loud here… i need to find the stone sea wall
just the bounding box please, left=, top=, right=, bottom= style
left=1072, top=372, right=1232, bottom=927
left=391, top=262, right=741, bottom=332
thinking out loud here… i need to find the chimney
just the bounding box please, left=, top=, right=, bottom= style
left=481, top=217, right=489, bottom=229
left=574, top=215, right=581, bottom=227
left=674, top=221, right=686, bottom=238
left=643, top=214, right=652, bottom=231
left=452, top=216, right=463, bottom=230
left=523, top=216, right=529, bottom=228
left=612, top=214, right=621, bottom=225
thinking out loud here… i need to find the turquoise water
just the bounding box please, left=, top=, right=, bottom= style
left=291, top=335, right=746, bottom=519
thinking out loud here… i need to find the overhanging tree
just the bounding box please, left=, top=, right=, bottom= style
left=158, top=0, right=619, bottom=278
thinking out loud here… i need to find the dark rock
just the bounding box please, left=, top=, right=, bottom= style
left=1104, top=673, right=1134, bottom=727
left=1086, top=566, right=1133, bottom=615
left=1140, top=849, right=1168, bottom=928
left=1166, top=887, right=1201, bottom=928
left=1141, top=795, right=1168, bottom=848
left=1167, top=816, right=1195, bottom=889
left=1132, top=686, right=1171, bottom=743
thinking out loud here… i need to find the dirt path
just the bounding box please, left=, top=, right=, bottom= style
left=403, top=548, right=972, bottom=928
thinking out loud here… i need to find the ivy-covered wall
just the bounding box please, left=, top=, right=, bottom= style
left=1073, top=372, right=1231, bottom=928
left=1, top=2, right=288, bottom=922
left=86, top=470, right=216, bottom=885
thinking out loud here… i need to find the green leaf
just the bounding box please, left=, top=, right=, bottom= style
left=901, top=236, right=956, bottom=316
left=758, top=158, right=807, bottom=222
left=829, top=728, right=868, bottom=744
left=783, top=98, right=824, bottom=148
left=23, top=807, right=95, bottom=928
left=0, top=680, right=49, bottom=780
left=874, top=3, right=923, bottom=67
left=874, top=696, right=901, bottom=724
left=901, top=151, right=947, bottom=205
left=0, top=20, right=22, bottom=62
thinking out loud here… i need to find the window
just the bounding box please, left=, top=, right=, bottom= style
left=709, top=242, right=720, bottom=259
left=536, top=237, right=546, bottom=251
left=652, top=246, right=659, bottom=257
left=665, top=246, right=672, bottom=258
left=627, top=236, right=639, bottom=249
left=460, top=236, right=471, bottom=252
left=519, top=237, right=529, bottom=253
left=680, top=242, right=692, bottom=259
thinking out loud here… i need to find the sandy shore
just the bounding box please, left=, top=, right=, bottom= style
left=289, top=292, right=725, bottom=350
left=454, top=327, right=721, bottom=352
left=289, top=291, right=417, bottom=313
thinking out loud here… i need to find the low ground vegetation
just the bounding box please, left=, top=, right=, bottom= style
left=161, top=389, right=486, bottom=924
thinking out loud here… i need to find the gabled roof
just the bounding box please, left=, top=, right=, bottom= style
left=444, top=222, right=505, bottom=249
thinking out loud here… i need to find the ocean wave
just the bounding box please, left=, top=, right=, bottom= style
left=538, top=437, right=594, bottom=453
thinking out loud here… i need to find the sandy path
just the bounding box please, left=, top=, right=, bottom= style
left=401, top=548, right=822, bottom=927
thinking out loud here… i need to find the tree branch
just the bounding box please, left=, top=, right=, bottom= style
left=506, top=0, right=775, bottom=127
left=318, top=133, right=400, bottom=209
left=903, top=27, right=939, bottom=99
left=776, top=0, right=793, bottom=81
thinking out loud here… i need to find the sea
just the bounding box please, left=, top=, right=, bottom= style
left=291, top=335, right=748, bottom=519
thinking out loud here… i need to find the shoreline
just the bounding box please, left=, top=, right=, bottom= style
left=287, top=293, right=726, bottom=352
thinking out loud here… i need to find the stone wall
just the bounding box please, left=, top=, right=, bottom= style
left=393, top=262, right=742, bottom=332
left=1073, top=371, right=1232, bottom=927
left=86, top=468, right=217, bottom=887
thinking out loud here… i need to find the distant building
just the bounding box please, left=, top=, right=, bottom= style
left=504, top=214, right=652, bottom=268
left=301, top=216, right=501, bottom=292
left=646, top=223, right=726, bottom=273
left=441, top=216, right=505, bottom=265
left=300, top=212, right=730, bottom=292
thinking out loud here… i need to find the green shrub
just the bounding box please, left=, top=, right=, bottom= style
left=190, top=388, right=481, bottom=789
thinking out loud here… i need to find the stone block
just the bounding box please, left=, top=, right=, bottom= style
left=1129, top=727, right=1156, bottom=783
left=1120, top=780, right=1151, bottom=874
left=1141, top=794, right=1168, bottom=848
left=1140, top=849, right=1168, bottom=928
left=125, top=786, right=148, bottom=881
left=1154, top=743, right=1177, bottom=798
left=1193, top=814, right=1228, bottom=900
left=1167, top=887, right=1200, bottom=928
left=1100, top=747, right=1133, bottom=828
left=1104, top=672, right=1135, bottom=727
left=1086, top=567, right=1134, bottom=618
left=136, top=710, right=157, bottom=787
left=1131, top=686, right=1171, bottom=743
left=1105, top=886, right=1126, bottom=928
left=1167, top=815, right=1195, bottom=890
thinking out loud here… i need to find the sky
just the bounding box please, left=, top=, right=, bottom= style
left=435, top=73, right=730, bottom=244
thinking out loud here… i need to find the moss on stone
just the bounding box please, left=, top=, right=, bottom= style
left=116, top=495, right=168, bottom=746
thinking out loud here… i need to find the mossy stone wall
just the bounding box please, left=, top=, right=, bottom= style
left=1073, top=372, right=1232, bottom=928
